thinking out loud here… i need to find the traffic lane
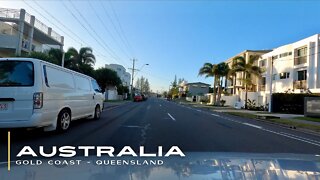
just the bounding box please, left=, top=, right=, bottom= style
left=103, top=99, right=158, bottom=152
left=169, top=100, right=320, bottom=147
left=154, top=99, right=320, bottom=154
left=0, top=101, right=141, bottom=161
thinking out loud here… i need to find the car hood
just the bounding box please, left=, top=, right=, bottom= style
left=1, top=152, right=320, bottom=180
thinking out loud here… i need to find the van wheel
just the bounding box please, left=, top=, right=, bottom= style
left=57, top=110, right=71, bottom=132
left=94, top=105, right=101, bottom=120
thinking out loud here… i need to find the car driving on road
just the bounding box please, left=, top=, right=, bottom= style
left=0, top=58, right=104, bottom=132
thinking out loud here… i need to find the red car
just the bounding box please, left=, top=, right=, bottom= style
left=134, top=94, right=143, bottom=102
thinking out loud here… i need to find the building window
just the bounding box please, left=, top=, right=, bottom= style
left=297, top=70, right=307, bottom=81
left=297, top=47, right=307, bottom=57
left=261, top=77, right=266, bottom=85
left=272, top=55, right=278, bottom=60
left=279, top=72, right=290, bottom=79
left=294, top=47, right=307, bottom=65
left=272, top=74, right=277, bottom=80
left=259, top=59, right=266, bottom=67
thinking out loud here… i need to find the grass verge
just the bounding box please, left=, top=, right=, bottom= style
left=225, top=112, right=320, bottom=133
left=293, top=116, right=320, bottom=123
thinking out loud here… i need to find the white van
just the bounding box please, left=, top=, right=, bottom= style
left=0, top=58, right=104, bottom=132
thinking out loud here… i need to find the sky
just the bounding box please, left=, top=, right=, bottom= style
left=1, top=0, right=320, bottom=92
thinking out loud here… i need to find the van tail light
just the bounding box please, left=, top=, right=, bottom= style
left=33, top=92, right=43, bottom=109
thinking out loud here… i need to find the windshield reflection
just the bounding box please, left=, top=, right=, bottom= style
left=1, top=153, right=319, bottom=180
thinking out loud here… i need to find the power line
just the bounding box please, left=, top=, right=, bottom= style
left=30, top=0, right=88, bottom=47
left=0, top=19, right=114, bottom=67
left=60, top=1, right=119, bottom=65
left=66, top=0, right=129, bottom=67
left=99, top=1, right=135, bottom=57
left=87, top=1, right=131, bottom=60
left=22, top=0, right=84, bottom=47
left=109, top=1, right=135, bottom=57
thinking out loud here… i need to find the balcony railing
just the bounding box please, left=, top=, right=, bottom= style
left=0, top=8, right=62, bottom=44
left=0, top=8, right=20, bottom=19
left=51, top=29, right=62, bottom=43
left=293, top=80, right=307, bottom=90
left=294, top=56, right=307, bottom=65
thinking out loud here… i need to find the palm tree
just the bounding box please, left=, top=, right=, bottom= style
left=66, top=47, right=96, bottom=76
left=216, top=62, right=230, bottom=105
left=231, top=55, right=262, bottom=109
left=198, top=63, right=219, bottom=105
left=48, top=48, right=63, bottom=65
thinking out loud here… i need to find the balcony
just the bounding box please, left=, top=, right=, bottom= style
left=0, top=8, right=63, bottom=45
left=259, top=85, right=266, bottom=91
left=294, top=56, right=307, bottom=65
left=293, top=80, right=307, bottom=90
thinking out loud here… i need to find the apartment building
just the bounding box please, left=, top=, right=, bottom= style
left=105, top=64, right=131, bottom=87
left=222, top=34, right=320, bottom=107
left=225, top=50, right=272, bottom=95
left=256, top=34, right=320, bottom=106
left=0, top=8, right=64, bottom=57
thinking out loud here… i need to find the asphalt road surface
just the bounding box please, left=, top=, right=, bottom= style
left=1, top=97, right=320, bottom=161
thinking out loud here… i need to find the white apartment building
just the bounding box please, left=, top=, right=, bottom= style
left=105, top=64, right=131, bottom=87
left=222, top=34, right=320, bottom=107
left=0, top=8, right=64, bottom=57
left=256, top=34, right=320, bottom=106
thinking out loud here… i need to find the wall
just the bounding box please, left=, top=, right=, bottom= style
left=220, top=95, right=240, bottom=107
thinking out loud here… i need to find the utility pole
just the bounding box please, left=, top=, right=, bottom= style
left=129, top=59, right=137, bottom=100
left=268, top=57, right=274, bottom=113
left=61, top=51, right=65, bottom=67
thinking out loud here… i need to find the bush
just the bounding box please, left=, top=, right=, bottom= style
left=271, top=93, right=320, bottom=114
left=220, top=100, right=226, bottom=106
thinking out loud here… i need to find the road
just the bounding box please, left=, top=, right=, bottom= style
left=1, top=97, right=320, bottom=161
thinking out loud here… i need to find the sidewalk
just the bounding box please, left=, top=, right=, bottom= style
left=103, top=100, right=130, bottom=109
left=175, top=99, right=320, bottom=127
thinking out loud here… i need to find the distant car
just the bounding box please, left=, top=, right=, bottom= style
left=134, top=94, right=143, bottom=102
left=141, top=94, right=148, bottom=101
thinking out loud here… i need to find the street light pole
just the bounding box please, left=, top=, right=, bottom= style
left=129, top=59, right=149, bottom=100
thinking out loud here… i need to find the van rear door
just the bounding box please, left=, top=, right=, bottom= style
left=0, top=60, right=35, bottom=121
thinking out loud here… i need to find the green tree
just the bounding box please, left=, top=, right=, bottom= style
left=94, top=67, right=122, bottom=93
left=198, top=63, right=219, bottom=105
left=231, top=55, right=262, bottom=109
left=65, top=47, right=96, bottom=76
left=117, top=85, right=129, bottom=95
left=135, top=76, right=150, bottom=94
left=26, top=51, right=57, bottom=65
left=216, top=62, right=230, bottom=105
left=172, top=75, right=177, bottom=88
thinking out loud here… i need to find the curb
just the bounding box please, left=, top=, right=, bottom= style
left=173, top=101, right=320, bottom=137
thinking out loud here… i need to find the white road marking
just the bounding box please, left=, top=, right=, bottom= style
left=262, top=129, right=320, bottom=147
left=167, top=113, right=176, bottom=121
left=122, top=125, right=142, bottom=128
left=211, top=114, right=220, bottom=117
left=242, top=123, right=262, bottom=129
left=279, top=132, right=320, bottom=144
left=147, top=105, right=151, bottom=110
left=196, top=109, right=202, bottom=112
left=159, top=104, right=162, bottom=107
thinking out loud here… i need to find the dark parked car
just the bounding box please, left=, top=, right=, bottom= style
left=141, top=94, right=148, bottom=101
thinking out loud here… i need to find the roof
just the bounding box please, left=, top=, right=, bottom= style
left=186, top=82, right=211, bottom=86
left=224, top=49, right=272, bottom=63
